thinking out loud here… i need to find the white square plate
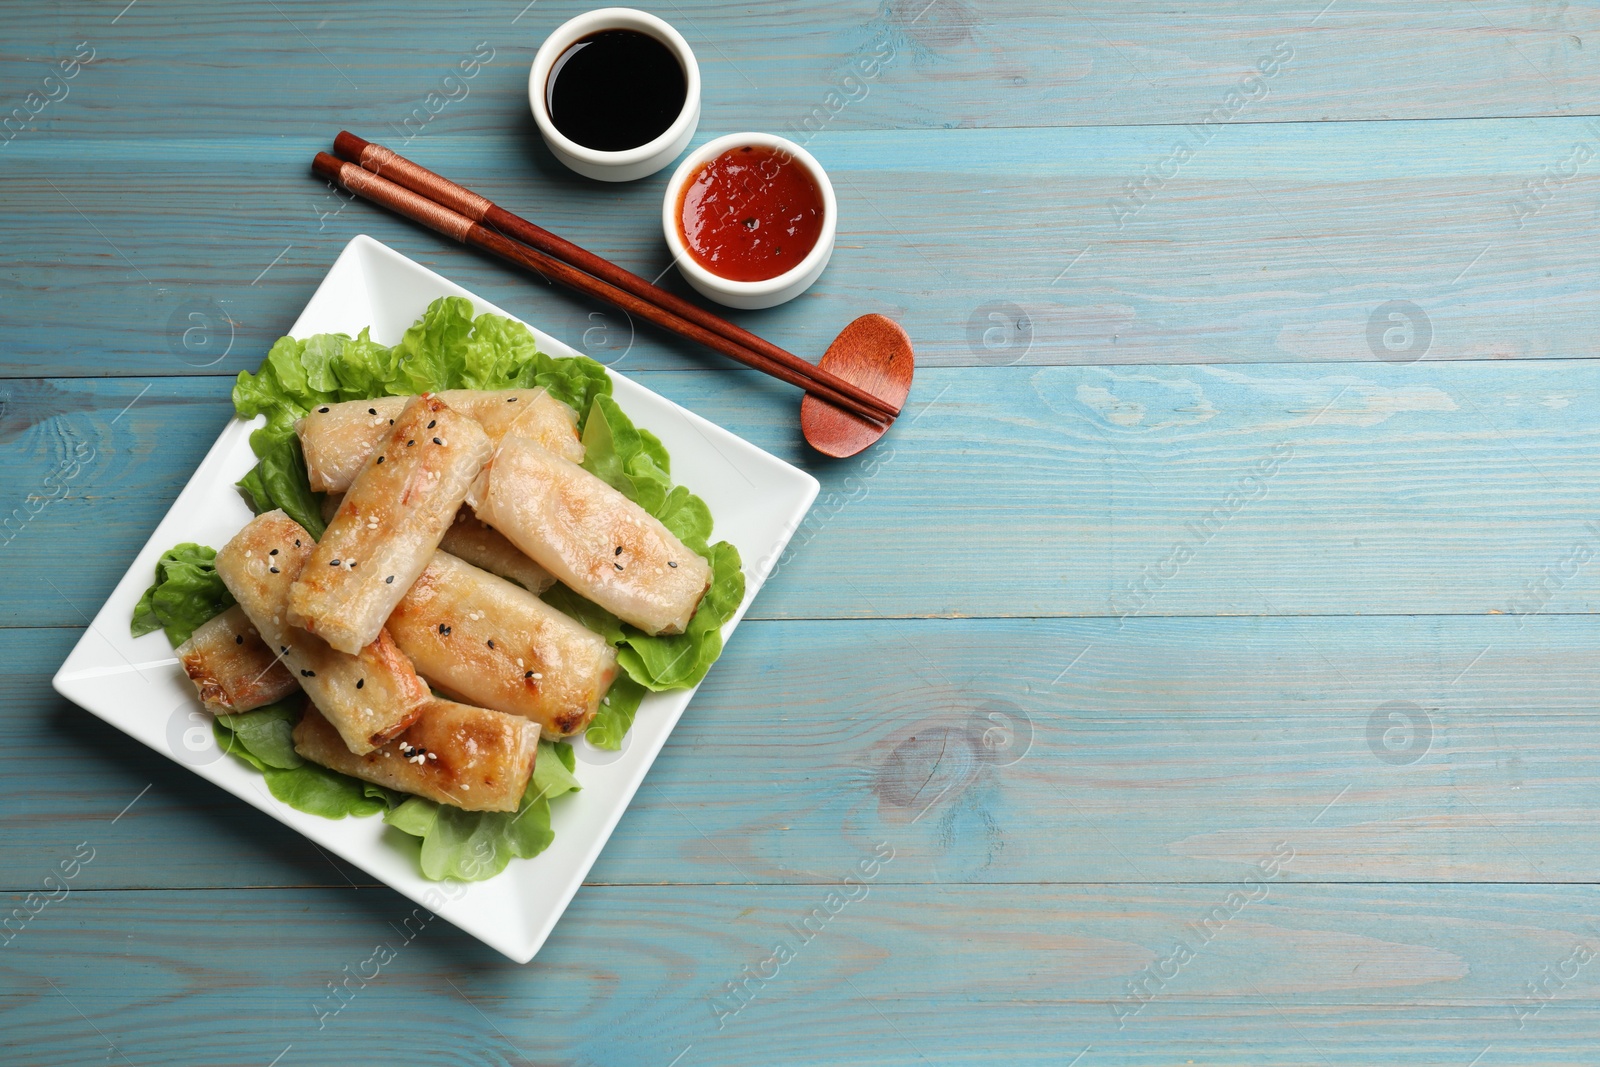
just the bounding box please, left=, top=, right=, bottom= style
left=52, top=235, right=819, bottom=963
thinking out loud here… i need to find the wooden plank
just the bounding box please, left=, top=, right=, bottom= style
left=14, top=609, right=1600, bottom=890
left=8, top=117, right=1600, bottom=375
left=7, top=883, right=1600, bottom=1065
left=11, top=360, right=1600, bottom=624
left=3, top=0, right=1596, bottom=146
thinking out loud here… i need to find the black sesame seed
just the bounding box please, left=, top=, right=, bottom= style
left=432, top=437, right=442, bottom=445
left=356, top=678, right=364, bottom=689
left=507, top=397, right=517, bottom=402
left=487, top=639, right=495, bottom=649
left=269, top=548, right=278, bottom=556
left=668, top=561, right=678, bottom=568
left=406, top=440, right=414, bottom=447
left=389, top=419, right=394, bottom=424
left=368, top=407, right=377, bottom=415
left=329, top=559, right=341, bottom=566
left=386, top=575, right=394, bottom=584
left=615, top=546, right=623, bottom=556
left=349, top=561, right=357, bottom=569
left=269, top=566, right=280, bottom=574
left=318, top=406, right=329, bottom=413
left=524, top=670, right=534, bottom=678
left=235, top=634, right=244, bottom=645
left=300, top=669, right=315, bottom=678
left=614, top=562, right=623, bottom=570
left=294, top=539, right=301, bottom=547
left=376, top=456, right=384, bottom=464
left=438, top=624, right=451, bottom=635
left=427, top=420, right=436, bottom=429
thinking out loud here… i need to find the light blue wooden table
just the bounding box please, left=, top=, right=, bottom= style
left=8, top=2, right=1600, bottom=1063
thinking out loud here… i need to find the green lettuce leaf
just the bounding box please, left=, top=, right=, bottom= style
left=235, top=433, right=325, bottom=538
left=229, top=300, right=611, bottom=529
left=393, top=296, right=476, bottom=394
left=542, top=538, right=742, bottom=693
left=580, top=394, right=672, bottom=514
left=616, top=541, right=744, bottom=691
left=539, top=393, right=746, bottom=692
left=586, top=675, right=647, bottom=750
left=130, top=543, right=235, bottom=646
left=383, top=740, right=580, bottom=881
left=216, top=703, right=302, bottom=770
left=214, top=703, right=398, bottom=819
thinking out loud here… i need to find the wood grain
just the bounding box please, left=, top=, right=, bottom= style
left=11, top=611, right=1600, bottom=890
left=12, top=362, right=1600, bottom=625
left=8, top=117, right=1600, bottom=375
left=7, top=2, right=1600, bottom=1063
left=7, top=884, right=1600, bottom=1066
left=3, top=0, right=1598, bottom=142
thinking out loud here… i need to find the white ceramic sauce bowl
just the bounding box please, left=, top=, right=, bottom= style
left=529, top=8, right=700, bottom=183
left=662, top=132, right=837, bottom=310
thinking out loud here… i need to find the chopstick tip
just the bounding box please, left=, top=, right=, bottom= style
left=333, top=130, right=369, bottom=162
left=311, top=152, right=344, bottom=182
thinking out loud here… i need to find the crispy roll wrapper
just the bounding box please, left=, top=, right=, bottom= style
left=388, top=552, right=616, bottom=738
left=176, top=604, right=298, bottom=712
left=289, top=394, right=491, bottom=655
left=296, top=389, right=582, bottom=493
left=440, top=508, right=555, bottom=594
left=293, top=698, right=537, bottom=812
left=467, top=437, right=711, bottom=635
left=216, top=511, right=427, bottom=754
left=323, top=493, right=554, bottom=595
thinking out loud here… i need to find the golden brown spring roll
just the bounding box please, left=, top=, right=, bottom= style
left=388, top=552, right=617, bottom=738
left=289, top=394, right=491, bottom=655
left=299, top=397, right=407, bottom=493
left=175, top=605, right=298, bottom=712
left=322, top=493, right=554, bottom=595
left=293, top=698, right=537, bottom=812
left=217, top=511, right=427, bottom=754
left=467, top=436, right=712, bottom=635
left=440, top=508, right=555, bottom=594
left=296, top=389, right=582, bottom=493
left=439, top=388, right=581, bottom=461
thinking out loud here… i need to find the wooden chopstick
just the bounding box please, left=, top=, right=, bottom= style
left=331, top=131, right=903, bottom=424
left=310, top=153, right=891, bottom=427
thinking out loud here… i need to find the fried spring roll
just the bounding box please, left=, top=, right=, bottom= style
left=299, top=396, right=407, bottom=493
left=175, top=605, right=298, bottom=712
left=388, top=552, right=616, bottom=738
left=296, top=389, right=582, bottom=493
left=217, top=511, right=427, bottom=754
left=322, top=493, right=554, bottom=594
left=440, top=508, right=556, bottom=594
left=439, top=388, right=581, bottom=462
left=467, top=437, right=712, bottom=635
left=293, top=698, right=537, bottom=812
left=289, top=395, right=491, bottom=654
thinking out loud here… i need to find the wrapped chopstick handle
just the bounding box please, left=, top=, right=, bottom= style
left=312, top=153, right=474, bottom=242
left=311, top=153, right=889, bottom=426
left=334, top=131, right=493, bottom=222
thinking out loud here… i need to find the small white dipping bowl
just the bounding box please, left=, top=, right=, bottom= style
left=662, top=132, right=837, bottom=310
left=529, top=8, right=701, bottom=183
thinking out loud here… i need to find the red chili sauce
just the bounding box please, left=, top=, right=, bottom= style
left=676, top=145, right=824, bottom=283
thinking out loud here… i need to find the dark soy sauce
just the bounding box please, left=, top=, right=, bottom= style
left=546, top=30, right=687, bottom=152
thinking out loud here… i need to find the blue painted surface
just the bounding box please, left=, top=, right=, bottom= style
left=6, top=2, right=1600, bottom=1064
